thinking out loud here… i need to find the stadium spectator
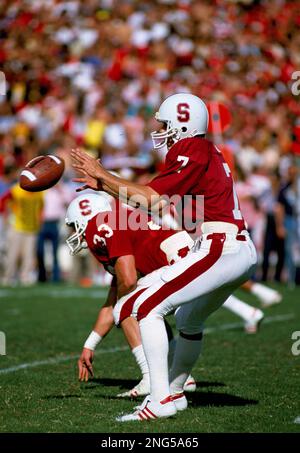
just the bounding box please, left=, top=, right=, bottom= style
left=260, top=171, right=285, bottom=282
left=37, top=182, right=73, bottom=283
left=0, top=0, right=299, bottom=285
left=276, top=163, right=299, bottom=286
left=0, top=164, right=17, bottom=277
left=0, top=183, right=43, bottom=285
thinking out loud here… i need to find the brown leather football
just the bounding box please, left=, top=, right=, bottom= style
left=19, top=155, right=65, bottom=192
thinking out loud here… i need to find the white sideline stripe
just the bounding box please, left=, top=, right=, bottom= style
left=0, top=313, right=294, bottom=375
left=20, top=170, right=37, bottom=181
left=0, top=289, right=109, bottom=299
left=0, top=346, right=128, bottom=375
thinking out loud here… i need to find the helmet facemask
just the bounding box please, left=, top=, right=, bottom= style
left=66, top=219, right=88, bottom=255
left=151, top=118, right=181, bottom=150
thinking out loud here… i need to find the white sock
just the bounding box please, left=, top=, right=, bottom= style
left=139, top=315, right=170, bottom=402
left=131, top=345, right=149, bottom=381
left=169, top=334, right=202, bottom=394
left=223, top=295, right=257, bottom=322
left=251, top=283, right=277, bottom=301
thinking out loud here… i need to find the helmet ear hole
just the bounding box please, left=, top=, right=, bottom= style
left=181, top=127, right=187, bottom=133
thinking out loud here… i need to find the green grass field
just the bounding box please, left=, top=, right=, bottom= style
left=0, top=283, right=299, bottom=433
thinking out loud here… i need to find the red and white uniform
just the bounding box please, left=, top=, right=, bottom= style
left=148, top=137, right=246, bottom=233
left=85, top=203, right=193, bottom=278
left=114, top=137, right=257, bottom=334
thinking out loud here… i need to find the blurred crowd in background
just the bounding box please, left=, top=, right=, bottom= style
left=0, top=0, right=300, bottom=287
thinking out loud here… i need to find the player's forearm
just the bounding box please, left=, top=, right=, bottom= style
left=104, top=278, right=118, bottom=307
left=92, top=280, right=118, bottom=336
left=83, top=280, right=117, bottom=350
left=92, top=306, right=115, bottom=338
left=98, top=168, right=160, bottom=211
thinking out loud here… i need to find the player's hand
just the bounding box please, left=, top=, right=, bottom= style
left=73, top=171, right=103, bottom=192
left=71, top=148, right=104, bottom=179
left=71, top=148, right=105, bottom=192
left=78, top=348, right=94, bottom=382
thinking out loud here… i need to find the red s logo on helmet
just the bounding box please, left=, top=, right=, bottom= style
left=177, top=103, right=190, bottom=122
left=79, top=199, right=92, bottom=216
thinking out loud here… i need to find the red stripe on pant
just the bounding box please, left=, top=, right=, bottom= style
left=137, top=235, right=225, bottom=322
left=118, top=287, right=148, bottom=324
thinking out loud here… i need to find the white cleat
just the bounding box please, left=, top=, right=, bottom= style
left=117, top=377, right=150, bottom=398
left=171, top=392, right=188, bottom=411
left=244, top=309, right=264, bottom=334
left=116, top=395, right=177, bottom=422
left=183, top=375, right=196, bottom=392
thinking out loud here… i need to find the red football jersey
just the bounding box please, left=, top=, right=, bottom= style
left=148, top=137, right=246, bottom=233
left=85, top=204, right=183, bottom=275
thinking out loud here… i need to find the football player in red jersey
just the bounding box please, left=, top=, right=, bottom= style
left=71, top=93, right=258, bottom=421
left=65, top=192, right=196, bottom=395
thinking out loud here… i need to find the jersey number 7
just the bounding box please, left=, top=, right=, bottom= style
left=177, top=155, right=189, bottom=173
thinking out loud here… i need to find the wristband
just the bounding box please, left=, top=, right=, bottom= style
left=84, top=331, right=102, bottom=351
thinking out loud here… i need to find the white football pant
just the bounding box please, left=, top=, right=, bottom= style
left=113, top=228, right=257, bottom=402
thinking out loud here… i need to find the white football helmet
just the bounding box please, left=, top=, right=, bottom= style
left=65, top=192, right=112, bottom=255
left=151, top=93, right=209, bottom=149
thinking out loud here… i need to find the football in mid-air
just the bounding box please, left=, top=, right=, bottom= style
left=19, top=155, right=65, bottom=192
